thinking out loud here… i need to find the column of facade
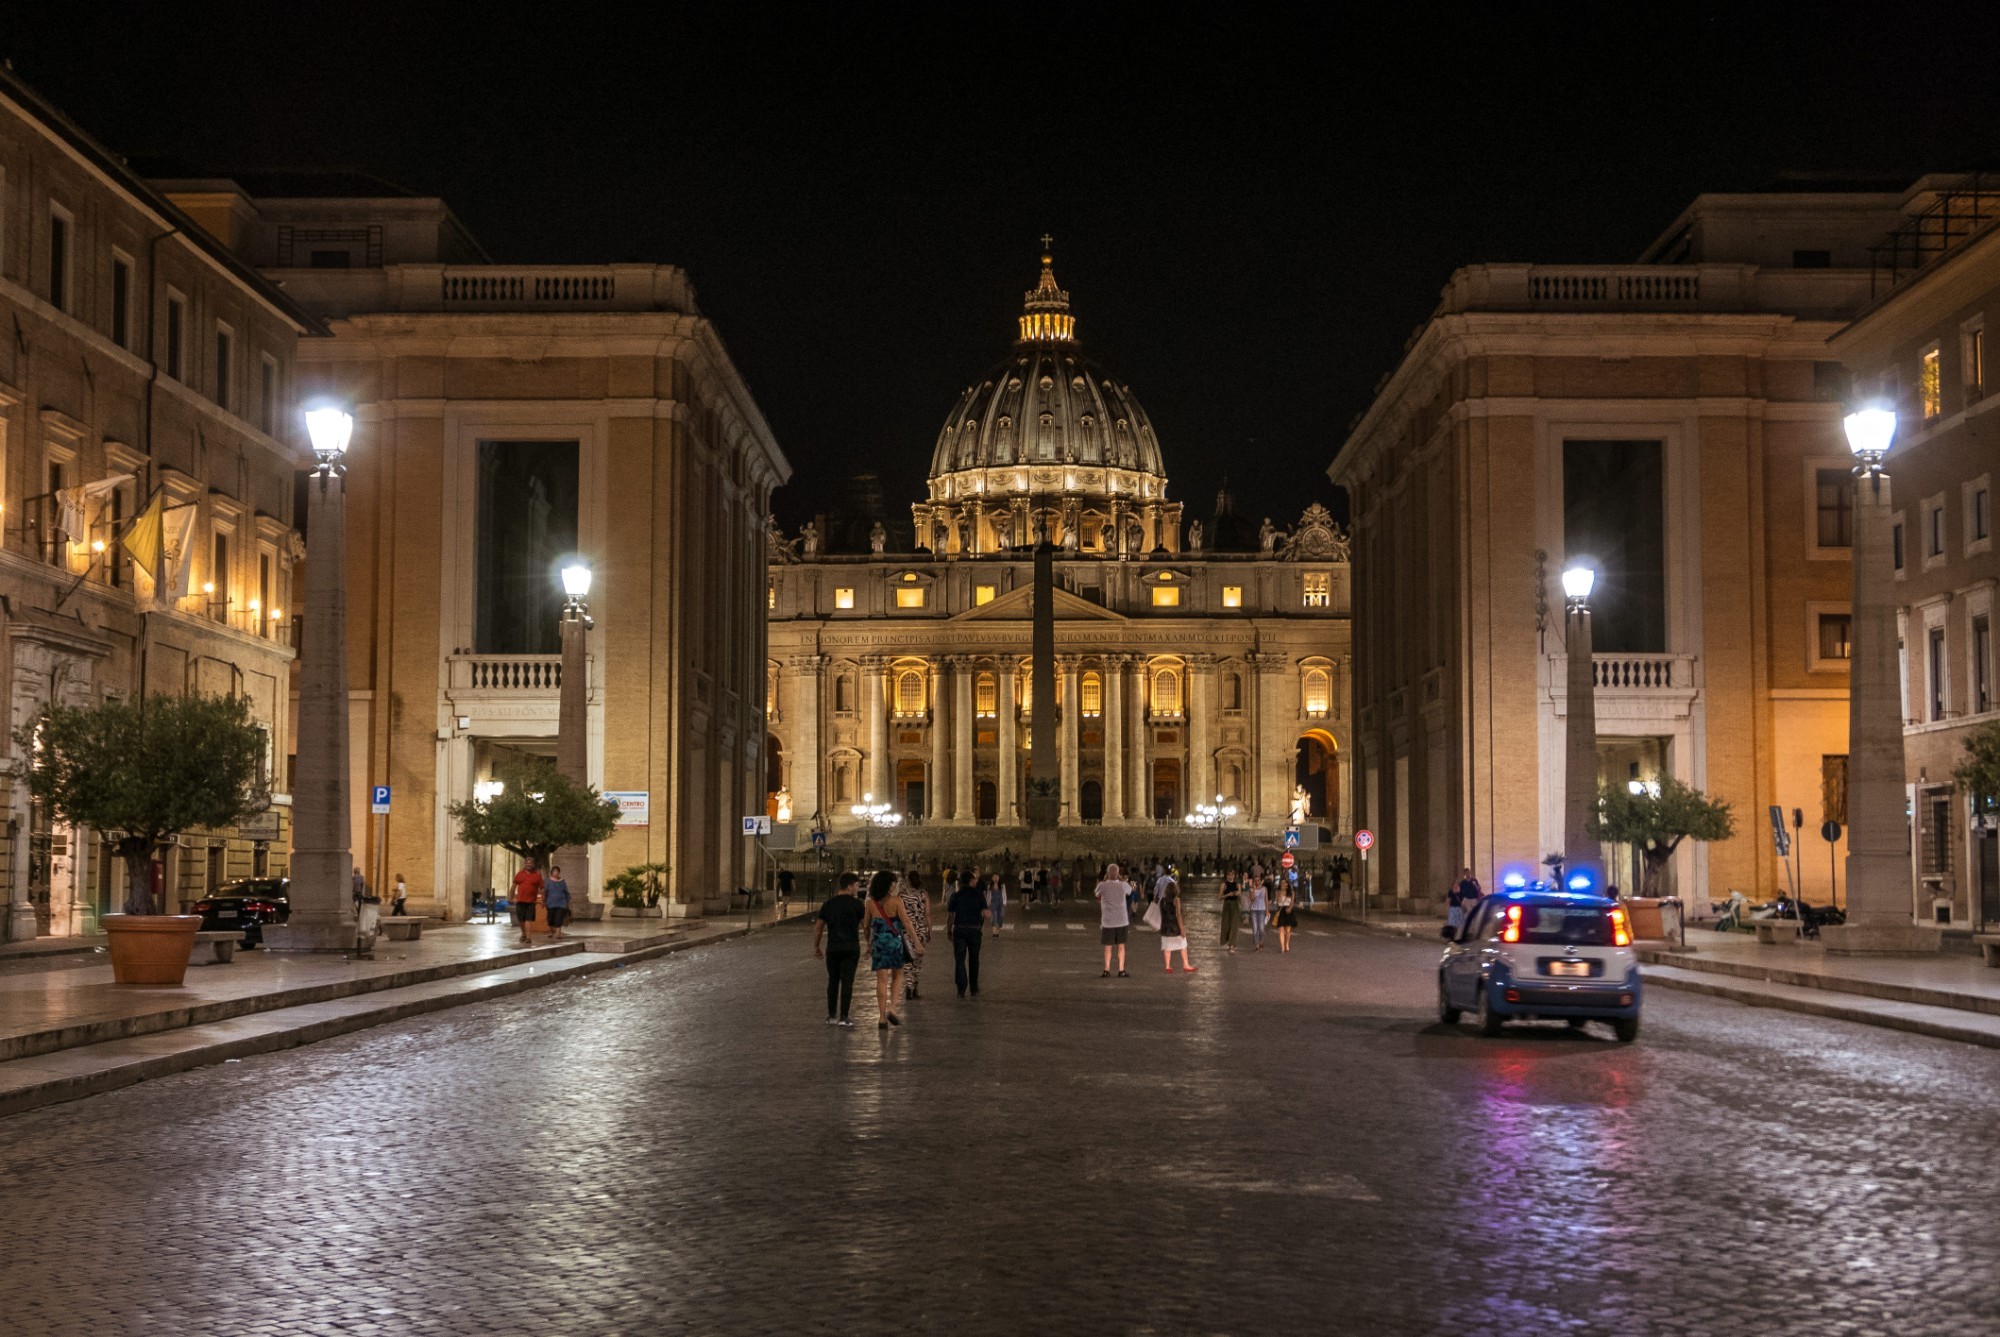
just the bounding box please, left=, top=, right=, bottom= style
left=863, top=656, right=889, bottom=803
left=997, top=661, right=1018, bottom=824
left=1058, top=657, right=1080, bottom=822
left=788, top=655, right=824, bottom=821
left=928, top=659, right=950, bottom=822
left=1128, top=657, right=1149, bottom=820
left=1186, top=654, right=1213, bottom=805
left=1252, top=653, right=1291, bottom=822
left=952, top=659, right=975, bottom=823
left=1103, top=658, right=1125, bottom=822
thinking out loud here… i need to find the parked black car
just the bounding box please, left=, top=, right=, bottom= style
left=190, top=877, right=291, bottom=945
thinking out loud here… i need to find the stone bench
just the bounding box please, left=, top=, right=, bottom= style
left=379, top=916, right=427, bottom=941
left=193, top=930, right=240, bottom=963
left=1976, top=934, right=2000, bottom=967
left=1752, top=920, right=1802, bottom=945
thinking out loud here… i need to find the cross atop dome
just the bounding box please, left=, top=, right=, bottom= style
left=1020, top=237, right=1075, bottom=342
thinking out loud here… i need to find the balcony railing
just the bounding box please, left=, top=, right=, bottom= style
left=448, top=654, right=561, bottom=692
left=1593, top=654, right=1692, bottom=691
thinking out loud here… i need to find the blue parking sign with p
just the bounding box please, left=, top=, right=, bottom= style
left=371, top=785, right=392, bottom=814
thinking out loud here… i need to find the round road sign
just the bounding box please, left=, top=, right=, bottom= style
left=1820, top=821, right=1842, bottom=843
left=1354, top=829, right=1375, bottom=852
left=1281, top=851, right=1295, bottom=869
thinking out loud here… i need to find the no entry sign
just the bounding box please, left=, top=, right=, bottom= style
left=1280, top=851, right=1295, bottom=869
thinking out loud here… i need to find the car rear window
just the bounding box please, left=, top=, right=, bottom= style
left=1519, top=905, right=1614, bottom=945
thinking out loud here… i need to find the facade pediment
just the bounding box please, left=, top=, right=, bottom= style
left=949, top=584, right=1126, bottom=623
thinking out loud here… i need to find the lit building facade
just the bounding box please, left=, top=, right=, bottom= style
left=766, top=254, right=1352, bottom=845
left=1331, top=180, right=1983, bottom=913
left=1832, top=180, right=2000, bottom=929
left=0, top=71, right=315, bottom=940
left=159, top=178, right=789, bottom=918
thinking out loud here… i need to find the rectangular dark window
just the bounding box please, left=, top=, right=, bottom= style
left=1930, top=505, right=1946, bottom=557
left=1792, top=249, right=1832, bottom=268
left=259, top=553, right=272, bottom=636
left=1815, top=468, right=1852, bottom=548
left=1975, top=487, right=1991, bottom=542
left=309, top=250, right=352, bottom=269
left=165, top=296, right=185, bottom=379
left=111, top=256, right=131, bottom=347
left=1929, top=626, right=1948, bottom=721
left=1563, top=439, right=1667, bottom=653
left=215, top=328, right=233, bottom=408
left=1975, top=615, right=1992, bottom=715
left=1817, top=613, right=1853, bottom=662
left=1893, top=522, right=1905, bottom=570
left=45, top=462, right=65, bottom=564
left=48, top=209, right=68, bottom=310
left=474, top=440, right=579, bottom=654
left=260, top=357, right=278, bottom=435
left=108, top=487, right=125, bottom=588
left=211, top=530, right=229, bottom=619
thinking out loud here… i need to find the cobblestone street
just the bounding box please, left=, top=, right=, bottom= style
left=4, top=901, right=1998, bottom=1336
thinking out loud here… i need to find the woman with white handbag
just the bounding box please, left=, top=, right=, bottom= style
left=1152, top=875, right=1196, bottom=974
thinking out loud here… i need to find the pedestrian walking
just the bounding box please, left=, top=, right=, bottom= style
left=511, top=859, right=543, bottom=947
left=988, top=873, right=1008, bottom=935
left=1157, top=874, right=1196, bottom=973
left=900, top=870, right=932, bottom=1000
left=945, top=870, right=989, bottom=997
left=1049, top=864, right=1064, bottom=903
left=1273, top=881, right=1298, bottom=951
left=1219, top=873, right=1242, bottom=953
left=1247, top=876, right=1270, bottom=951
left=813, top=872, right=865, bottom=1026
left=543, top=864, right=572, bottom=940
left=777, top=867, right=795, bottom=906
left=1095, top=862, right=1133, bottom=976
left=390, top=873, right=408, bottom=917
left=865, top=870, right=914, bottom=1029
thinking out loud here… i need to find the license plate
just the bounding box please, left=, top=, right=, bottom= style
left=1546, top=960, right=1591, bottom=977
left=219, top=909, right=238, bottom=919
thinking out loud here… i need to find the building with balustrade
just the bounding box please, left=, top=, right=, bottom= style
left=0, top=71, right=316, bottom=942
left=156, top=174, right=789, bottom=919
left=1329, top=177, right=1979, bottom=914
left=765, top=250, right=1352, bottom=848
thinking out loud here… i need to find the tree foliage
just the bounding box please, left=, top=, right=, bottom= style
left=447, top=758, right=619, bottom=869
left=1955, top=720, right=2000, bottom=805
left=1589, top=774, right=1736, bottom=897
left=13, top=693, right=270, bottom=915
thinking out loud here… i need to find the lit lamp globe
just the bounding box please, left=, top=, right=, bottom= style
left=561, top=562, right=593, bottom=600
left=1843, top=406, right=1896, bottom=469
left=1560, top=562, right=1596, bottom=608
left=303, top=403, right=354, bottom=468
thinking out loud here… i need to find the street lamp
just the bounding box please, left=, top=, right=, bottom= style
left=1562, top=557, right=1601, bottom=890
left=553, top=556, right=599, bottom=918
left=1823, top=405, right=1934, bottom=952
left=1185, top=793, right=1237, bottom=861
left=269, top=400, right=360, bottom=950
left=849, top=792, right=900, bottom=863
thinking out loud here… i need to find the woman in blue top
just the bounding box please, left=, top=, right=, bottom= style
left=1247, top=877, right=1270, bottom=952
left=865, top=870, right=914, bottom=1030
left=542, top=865, right=572, bottom=940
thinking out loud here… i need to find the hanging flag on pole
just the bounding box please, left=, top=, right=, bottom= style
left=121, top=491, right=165, bottom=580
left=162, top=503, right=199, bottom=600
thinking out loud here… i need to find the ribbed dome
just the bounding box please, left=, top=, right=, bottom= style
left=928, top=250, right=1166, bottom=483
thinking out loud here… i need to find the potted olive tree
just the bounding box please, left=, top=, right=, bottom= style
left=14, top=693, right=270, bottom=985
left=448, top=758, right=619, bottom=915
left=1591, top=775, right=1736, bottom=938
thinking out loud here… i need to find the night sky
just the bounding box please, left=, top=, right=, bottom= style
left=9, top=4, right=2000, bottom=536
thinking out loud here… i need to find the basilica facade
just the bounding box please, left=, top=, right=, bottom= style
left=766, top=253, right=1352, bottom=844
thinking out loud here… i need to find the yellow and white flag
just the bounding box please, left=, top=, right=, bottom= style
left=121, top=491, right=164, bottom=580
left=162, top=504, right=199, bottom=601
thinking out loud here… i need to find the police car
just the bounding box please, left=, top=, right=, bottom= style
left=1438, top=874, right=1642, bottom=1042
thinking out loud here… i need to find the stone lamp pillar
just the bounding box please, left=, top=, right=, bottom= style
left=267, top=404, right=360, bottom=952
left=1821, top=407, right=1939, bottom=955
left=555, top=562, right=602, bottom=920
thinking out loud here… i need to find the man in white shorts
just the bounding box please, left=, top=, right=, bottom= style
left=1095, top=862, right=1133, bottom=978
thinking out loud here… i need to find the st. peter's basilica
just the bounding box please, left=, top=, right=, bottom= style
left=765, top=250, right=1352, bottom=847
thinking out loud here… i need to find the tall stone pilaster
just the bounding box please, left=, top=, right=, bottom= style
left=952, top=659, right=974, bottom=823
left=1103, top=658, right=1126, bottom=822
left=929, top=660, right=950, bottom=821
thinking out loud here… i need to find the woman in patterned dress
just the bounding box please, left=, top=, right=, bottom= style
left=900, top=870, right=932, bottom=1001
left=865, top=871, right=913, bottom=1030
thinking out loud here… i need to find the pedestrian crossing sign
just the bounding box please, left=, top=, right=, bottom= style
left=1283, top=828, right=1300, bottom=849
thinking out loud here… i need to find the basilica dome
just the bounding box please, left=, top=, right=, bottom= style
left=927, top=252, right=1167, bottom=483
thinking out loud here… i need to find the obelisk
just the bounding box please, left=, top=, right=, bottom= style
left=1027, top=538, right=1060, bottom=846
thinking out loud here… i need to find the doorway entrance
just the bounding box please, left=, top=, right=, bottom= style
left=1978, top=824, right=1999, bottom=928
left=1152, top=759, right=1181, bottom=821
left=897, top=759, right=927, bottom=820
left=977, top=779, right=998, bottom=823
left=1080, top=778, right=1103, bottom=823
left=1295, top=730, right=1338, bottom=823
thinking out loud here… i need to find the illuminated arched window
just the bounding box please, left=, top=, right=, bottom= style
left=1303, top=667, right=1330, bottom=718
left=976, top=673, right=998, bottom=717
left=1080, top=671, right=1103, bottom=717
left=1153, top=667, right=1182, bottom=717
left=896, top=669, right=926, bottom=717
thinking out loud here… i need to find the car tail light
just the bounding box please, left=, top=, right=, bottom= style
left=247, top=901, right=273, bottom=913
left=1505, top=988, right=1521, bottom=1003
left=1501, top=904, right=1523, bottom=943
left=192, top=900, right=213, bottom=912
left=1619, top=994, right=1633, bottom=1005
left=1609, top=907, right=1632, bottom=947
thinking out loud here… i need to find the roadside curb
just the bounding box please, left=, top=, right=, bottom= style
left=1299, top=906, right=1434, bottom=939
left=0, top=913, right=808, bottom=1119
left=1638, top=946, right=2000, bottom=1019
left=1641, top=964, right=2000, bottom=1050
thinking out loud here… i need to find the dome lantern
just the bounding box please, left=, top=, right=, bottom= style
left=1018, top=235, right=1075, bottom=343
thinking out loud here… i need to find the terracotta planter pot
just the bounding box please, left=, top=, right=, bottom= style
left=102, top=914, right=204, bottom=986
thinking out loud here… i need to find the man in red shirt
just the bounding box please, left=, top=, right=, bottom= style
left=512, top=860, right=544, bottom=946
